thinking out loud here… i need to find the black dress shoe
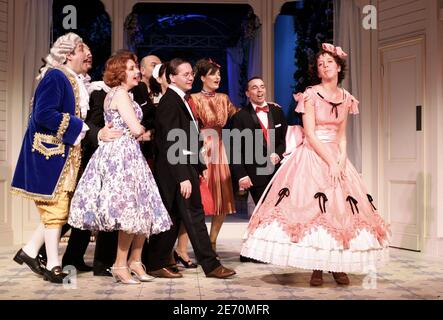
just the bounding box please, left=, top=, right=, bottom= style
left=93, top=268, right=113, bottom=277
left=42, top=266, right=68, bottom=284
left=239, top=255, right=266, bottom=264
left=174, top=251, right=198, bottom=269
left=13, top=249, right=44, bottom=275
left=63, top=260, right=93, bottom=272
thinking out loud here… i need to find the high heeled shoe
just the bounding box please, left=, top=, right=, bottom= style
left=110, top=266, right=140, bottom=284
left=173, top=251, right=198, bottom=269
left=128, top=261, right=155, bottom=282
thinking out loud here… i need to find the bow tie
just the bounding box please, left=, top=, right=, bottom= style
left=255, top=105, right=269, bottom=113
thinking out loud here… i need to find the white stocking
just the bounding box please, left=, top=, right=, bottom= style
left=44, top=227, right=62, bottom=270
left=22, top=222, right=45, bottom=258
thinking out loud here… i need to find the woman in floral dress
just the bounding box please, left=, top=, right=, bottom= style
left=69, top=51, right=172, bottom=284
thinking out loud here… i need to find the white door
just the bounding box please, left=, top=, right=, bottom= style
left=380, top=38, right=424, bottom=251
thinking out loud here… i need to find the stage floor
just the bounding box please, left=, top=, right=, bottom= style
left=1, top=222, right=442, bottom=300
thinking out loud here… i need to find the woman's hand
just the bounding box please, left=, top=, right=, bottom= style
left=135, top=127, right=146, bottom=140
left=338, top=158, right=347, bottom=180
left=329, top=163, right=342, bottom=187
left=137, top=130, right=152, bottom=142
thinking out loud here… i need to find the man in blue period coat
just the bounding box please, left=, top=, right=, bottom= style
left=11, top=32, right=88, bottom=283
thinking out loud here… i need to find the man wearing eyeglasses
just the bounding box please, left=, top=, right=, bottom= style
left=145, top=58, right=236, bottom=279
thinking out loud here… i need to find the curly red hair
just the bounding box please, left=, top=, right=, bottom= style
left=103, top=51, right=138, bottom=87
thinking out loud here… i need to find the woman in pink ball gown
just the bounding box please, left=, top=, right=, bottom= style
left=241, top=43, right=390, bottom=286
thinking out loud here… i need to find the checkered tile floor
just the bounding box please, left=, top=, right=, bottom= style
left=1, top=223, right=442, bottom=300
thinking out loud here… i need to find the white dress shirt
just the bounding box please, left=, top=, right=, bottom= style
left=252, top=102, right=269, bottom=129
left=64, top=66, right=90, bottom=145
left=169, top=84, right=199, bottom=132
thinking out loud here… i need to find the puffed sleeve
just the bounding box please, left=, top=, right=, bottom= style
left=293, top=87, right=315, bottom=113
left=348, top=94, right=360, bottom=115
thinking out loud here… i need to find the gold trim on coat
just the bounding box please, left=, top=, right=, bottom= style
left=56, top=113, right=71, bottom=140
left=32, top=133, right=65, bottom=160
left=11, top=66, right=82, bottom=202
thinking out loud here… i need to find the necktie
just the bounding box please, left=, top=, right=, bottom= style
left=184, top=94, right=199, bottom=121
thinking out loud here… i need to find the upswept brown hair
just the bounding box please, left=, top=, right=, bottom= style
left=103, top=51, right=138, bottom=87
left=194, top=58, right=221, bottom=79
left=309, top=49, right=347, bottom=85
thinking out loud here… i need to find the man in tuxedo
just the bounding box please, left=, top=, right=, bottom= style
left=230, top=77, right=287, bottom=262
left=145, top=58, right=235, bottom=279
left=231, top=77, right=288, bottom=204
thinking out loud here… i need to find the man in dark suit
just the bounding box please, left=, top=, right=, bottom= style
left=230, top=77, right=288, bottom=204
left=145, top=58, right=235, bottom=279
left=230, top=77, right=287, bottom=262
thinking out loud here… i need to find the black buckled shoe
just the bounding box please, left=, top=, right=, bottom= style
left=37, top=253, right=47, bottom=268
left=13, top=249, right=44, bottom=276
left=42, top=266, right=68, bottom=284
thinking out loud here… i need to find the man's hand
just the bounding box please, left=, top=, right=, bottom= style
left=270, top=153, right=281, bottom=165
left=180, top=180, right=192, bottom=199
left=239, top=176, right=253, bottom=190
left=98, top=123, right=123, bottom=142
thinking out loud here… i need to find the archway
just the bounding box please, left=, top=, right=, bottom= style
left=124, top=2, right=261, bottom=107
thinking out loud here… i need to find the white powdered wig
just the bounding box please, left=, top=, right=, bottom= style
left=37, top=32, right=83, bottom=80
